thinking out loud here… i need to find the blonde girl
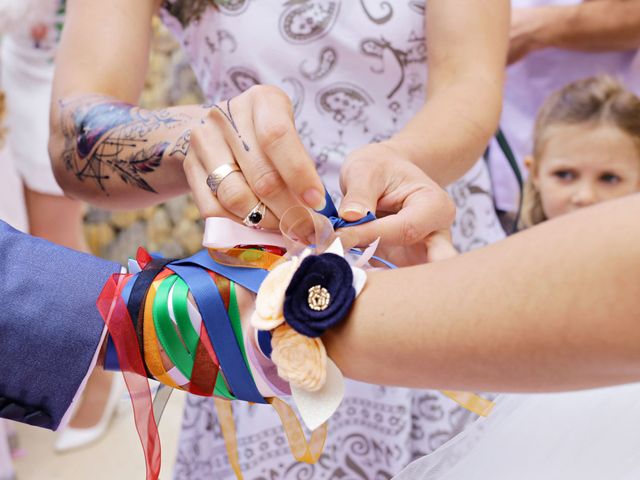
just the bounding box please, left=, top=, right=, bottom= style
left=521, top=75, right=640, bottom=228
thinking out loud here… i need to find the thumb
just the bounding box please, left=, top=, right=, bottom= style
left=339, top=163, right=382, bottom=222
left=425, top=230, right=458, bottom=262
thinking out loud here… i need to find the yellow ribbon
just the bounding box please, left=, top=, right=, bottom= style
left=206, top=217, right=494, bottom=479
left=208, top=248, right=285, bottom=271
left=213, top=398, right=245, bottom=480
left=268, top=397, right=328, bottom=463
left=442, top=390, right=494, bottom=417
left=213, top=396, right=328, bottom=480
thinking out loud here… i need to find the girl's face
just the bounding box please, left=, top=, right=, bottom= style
left=531, top=124, right=640, bottom=220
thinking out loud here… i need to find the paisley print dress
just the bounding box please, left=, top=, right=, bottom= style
left=160, top=2, right=505, bottom=478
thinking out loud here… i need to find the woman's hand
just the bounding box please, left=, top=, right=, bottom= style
left=336, top=141, right=456, bottom=263
left=184, top=85, right=326, bottom=230
left=508, top=7, right=553, bottom=65
left=371, top=230, right=458, bottom=268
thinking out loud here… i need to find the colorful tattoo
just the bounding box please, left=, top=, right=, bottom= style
left=59, top=96, right=189, bottom=194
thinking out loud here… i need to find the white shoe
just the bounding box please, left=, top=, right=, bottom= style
left=54, top=374, right=125, bottom=453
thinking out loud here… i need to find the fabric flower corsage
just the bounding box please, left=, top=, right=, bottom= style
left=283, top=253, right=355, bottom=338
left=251, top=256, right=302, bottom=331
left=251, top=238, right=366, bottom=393
left=270, top=323, right=327, bottom=392
left=250, top=237, right=365, bottom=430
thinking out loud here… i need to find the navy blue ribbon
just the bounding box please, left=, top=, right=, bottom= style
left=316, top=190, right=377, bottom=229
left=170, top=264, right=266, bottom=404
left=172, top=249, right=268, bottom=293
left=105, top=190, right=381, bottom=384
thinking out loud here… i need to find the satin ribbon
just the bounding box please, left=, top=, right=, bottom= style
left=170, top=264, right=266, bottom=404
left=316, top=189, right=376, bottom=230
left=213, top=398, right=328, bottom=480
left=99, top=196, right=494, bottom=480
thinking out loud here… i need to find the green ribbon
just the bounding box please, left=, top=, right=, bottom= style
left=153, top=275, right=195, bottom=379
left=152, top=275, right=255, bottom=400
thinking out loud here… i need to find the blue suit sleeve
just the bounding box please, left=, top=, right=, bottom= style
left=0, top=220, right=121, bottom=430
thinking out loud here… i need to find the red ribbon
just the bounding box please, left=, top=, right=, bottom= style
left=97, top=273, right=161, bottom=480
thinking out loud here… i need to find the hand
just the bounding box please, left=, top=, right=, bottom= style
left=373, top=230, right=458, bottom=268
left=336, top=141, right=456, bottom=253
left=508, top=7, right=553, bottom=65
left=184, top=85, right=326, bottom=230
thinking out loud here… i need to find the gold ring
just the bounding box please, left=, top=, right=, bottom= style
left=206, top=163, right=241, bottom=195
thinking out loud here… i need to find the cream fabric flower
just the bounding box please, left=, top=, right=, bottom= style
left=251, top=257, right=300, bottom=331
left=271, top=324, right=327, bottom=392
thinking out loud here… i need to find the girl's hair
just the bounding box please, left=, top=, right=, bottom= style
left=519, top=75, right=640, bottom=229
left=162, top=0, right=221, bottom=27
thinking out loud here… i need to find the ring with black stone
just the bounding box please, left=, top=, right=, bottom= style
left=243, top=201, right=266, bottom=228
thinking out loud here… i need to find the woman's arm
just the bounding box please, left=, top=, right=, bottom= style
left=388, top=0, right=510, bottom=187
left=509, top=0, right=640, bottom=65
left=49, top=0, right=201, bottom=208
left=326, top=194, right=640, bottom=393
left=51, top=0, right=325, bottom=216
left=334, top=0, right=509, bottom=246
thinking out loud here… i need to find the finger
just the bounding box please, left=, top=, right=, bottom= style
left=210, top=96, right=302, bottom=222
left=252, top=86, right=326, bottom=211
left=184, top=139, right=229, bottom=218
left=425, top=230, right=459, bottom=262
left=187, top=123, right=279, bottom=230
left=340, top=188, right=455, bottom=247
left=338, top=157, right=383, bottom=221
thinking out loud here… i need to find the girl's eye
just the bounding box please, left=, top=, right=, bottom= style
left=600, top=173, right=621, bottom=184
left=553, top=170, right=575, bottom=181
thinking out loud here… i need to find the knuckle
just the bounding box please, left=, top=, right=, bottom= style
left=440, top=192, right=457, bottom=226
left=253, top=84, right=294, bottom=116
left=198, top=204, right=219, bottom=218
left=257, top=121, right=290, bottom=151
left=286, top=160, right=310, bottom=181
left=342, top=154, right=367, bottom=177
left=217, top=178, right=248, bottom=213
left=257, top=84, right=289, bottom=102
left=182, top=153, right=199, bottom=177
left=400, top=219, right=423, bottom=246
left=194, top=198, right=221, bottom=219
left=246, top=84, right=267, bottom=98
left=208, top=104, right=227, bottom=127
left=189, top=126, right=206, bottom=150
left=252, top=169, right=284, bottom=199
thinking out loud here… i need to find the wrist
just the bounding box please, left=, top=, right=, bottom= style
left=533, top=5, right=576, bottom=51
left=382, top=136, right=420, bottom=167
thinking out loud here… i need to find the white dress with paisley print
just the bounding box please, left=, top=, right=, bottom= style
left=160, top=2, right=505, bottom=478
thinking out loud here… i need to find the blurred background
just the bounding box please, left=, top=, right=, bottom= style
left=3, top=20, right=203, bottom=479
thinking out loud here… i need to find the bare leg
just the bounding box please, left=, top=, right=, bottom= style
left=24, top=187, right=114, bottom=429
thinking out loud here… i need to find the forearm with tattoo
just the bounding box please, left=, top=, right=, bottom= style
left=50, top=95, right=208, bottom=208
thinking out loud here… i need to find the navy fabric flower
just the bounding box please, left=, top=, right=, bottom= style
left=283, top=253, right=355, bottom=338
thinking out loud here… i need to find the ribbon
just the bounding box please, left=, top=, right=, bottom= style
left=442, top=391, right=494, bottom=417
left=97, top=273, right=161, bottom=480
left=316, top=189, right=376, bottom=230
left=99, top=193, right=494, bottom=480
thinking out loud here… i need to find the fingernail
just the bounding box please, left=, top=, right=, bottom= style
left=341, top=204, right=367, bottom=220
left=303, top=189, right=326, bottom=211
